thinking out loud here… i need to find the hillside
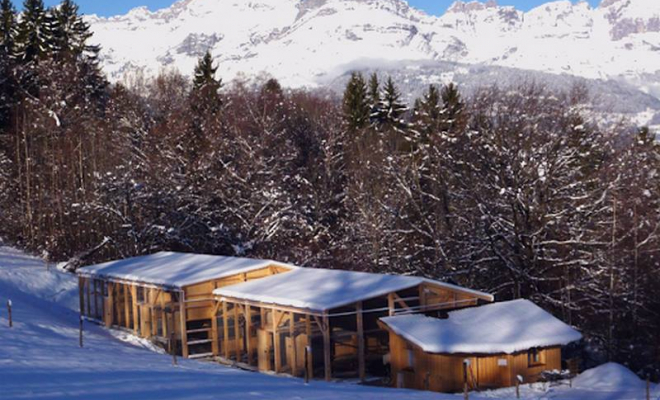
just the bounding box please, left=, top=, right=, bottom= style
left=0, top=244, right=657, bottom=399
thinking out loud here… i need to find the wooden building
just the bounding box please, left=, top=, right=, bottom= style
left=210, top=268, right=494, bottom=381
left=379, top=299, right=582, bottom=393
left=77, top=252, right=295, bottom=358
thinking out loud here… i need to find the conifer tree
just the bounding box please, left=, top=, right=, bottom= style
left=50, top=0, right=96, bottom=61
left=440, top=83, right=464, bottom=133
left=0, top=0, right=15, bottom=131
left=342, top=72, right=369, bottom=131
left=16, top=0, right=50, bottom=64
left=413, top=84, right=442, bottom=137
left=191, top=51, right=222, bottom=114
left=372, top=76, right=407, bottom=128
left=0, top=0, right=16, bottom=57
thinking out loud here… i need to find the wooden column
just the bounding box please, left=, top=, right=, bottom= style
left=160, top=292, right=167, bottom=338
left=323, top=314, right=332, bottom=381
left=419, top=283, right=427, bottom=311
left=245, top=303, right=252, bottom=365
left=123, top=285, right=131, bottom=329
left=273, top=308, right=282, bottom=373
left=93, top=279, right=99, bottom=319
left=179, top=293, right=189, bottom=358
left=131, top=285, right=139, bottom=335
left=306, top=315, right=313, bottom=379
left=223, top=302, right=229, bottom=359
left=151, top=290, right=158, bottom=336
left=290, top=312, right=298, bottom=377
left=211, top=301, right=220, bottom=357
left=234, top=304, right=241, bottom=361
left=388, top=293, right=395, bottom=316
left=356, top=302, right=366, bottom=382
left=105, top=282, right=114, bottom=327
left=86, top=278, right=91, bottom=316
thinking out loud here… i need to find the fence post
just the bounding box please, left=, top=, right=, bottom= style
left=7, top=300, right=12, bottom=328
left=79, top=315, right=83, bottom=347
left=516, top=378, right=520, bottom=398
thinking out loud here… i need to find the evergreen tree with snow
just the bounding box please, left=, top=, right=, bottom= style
left=440, top=83, right=464, bottom=133
left=372, top=76, right=407, bottom=129
left=342, top=72, right=369, bottom=131
left=50, top=0, right=97, bottom=61
left=191, top=51, right=222, bottom=115
left=0, top=0, right=16, bottom=131
left=16, top=0, right=51, bottom=64
left=0, top=0, right=16, bottom=57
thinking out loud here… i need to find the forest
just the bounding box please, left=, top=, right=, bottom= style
left=0, top=0, right=658, bottom=378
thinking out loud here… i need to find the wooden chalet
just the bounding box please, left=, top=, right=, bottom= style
left=379, top=299, right=582, bottom=393
left=210, top=267, right=494, bottom=381
left=77, top=252, right=295, bottom=358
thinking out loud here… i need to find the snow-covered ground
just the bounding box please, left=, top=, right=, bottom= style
left=0, top=244, right=657, bottom=400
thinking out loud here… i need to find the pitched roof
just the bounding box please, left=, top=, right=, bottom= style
left=380, top=299, right=582, bottom=354
left=77, top=252, right=294, bottom=289
left=213, top=267, right=493, bottom=312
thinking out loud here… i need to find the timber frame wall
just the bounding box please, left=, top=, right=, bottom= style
left=212, top=282, right=492, bottom=382
left=78, top=264, right=292, bottom=359
left=384, top=327, right=562, bottom=393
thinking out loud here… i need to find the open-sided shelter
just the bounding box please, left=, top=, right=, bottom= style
left=77, top=252, right=295, bottom=358
left=379, top=299, right=582, bottom=392
left=211, top=268, right=494, bottom=381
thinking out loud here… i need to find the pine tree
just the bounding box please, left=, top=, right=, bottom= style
left=342, top=72, right=369, bottom=131
left=50, top=0, right=96, bottom=60
left=0, top=0, right=16, bottom=130
left=0, top=0, right=16, bottom=57
left=372, top=76, right=407, bottom=128
left=16, top=0, right=50, bottom=64
left=191, top=51, right=222, bottom=114
left=413, top=84, right=442, bottom=137
left=440, top=83, right=464, bottom=133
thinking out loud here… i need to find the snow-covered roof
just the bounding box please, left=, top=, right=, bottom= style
left=380, top=299, right=582, bottom=354
left=213, top=268, right=493, bottom=312
left=77, top=252, right=295, bottom=289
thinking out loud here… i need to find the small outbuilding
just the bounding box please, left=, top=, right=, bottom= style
left=379, top=299, right=582, bottom=393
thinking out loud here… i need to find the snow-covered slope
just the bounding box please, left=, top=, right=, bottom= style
left=89, top=0, right=660, bottom=91
left=0, top=244, right=657, bottom=399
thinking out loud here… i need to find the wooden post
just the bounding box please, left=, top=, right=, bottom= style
left=245, top=303, right=252, bottom=365
left=131, top=286, right=139, bottom=335
left=79, top=315, right=83, bottom=348
left=463, top=359, right=469, bottom=400
left=211, top=302, right=220, bottom=357
left=123, top=285, right=130, bottom=330
left=233, top=303, right=240, bottom=361
left=515, top=379, right=520, bottom=398
left=169, top=309, right=177, bottom=366
left=86, top=278, right=91, bottom=317
left=105, top=282, right=114, bottom=327
left=290, top=312, right=298, bottom=377
left=387, top=293, right=395, bottom=316
left=323, top=314, right=331, bottom=381
left=7, top=299, right=12, bottom=328
left=78, top=277, right=85, bottom=318
left=306, top=316, right=313, bottom=380
left=356, top=302, right=365, bottom=382
left=223, top=302, right=229, bottom=359
left=179, top=293, right=189, bottom=358
left=273, top=308, right=282, bottom=372
left=304, top=346, right=310, bottom=384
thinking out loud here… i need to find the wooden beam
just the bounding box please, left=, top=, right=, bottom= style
left=388, top=293, right=395, bottom=316
left=86, top=278, right=91, bottom=316
left=356, top=302, right=365, bottom=382
left=223, top=301, right=229, bottom=359
left=234, top=303, right=241, bottom=361
left=392, top=293, right=412, bottom=312
left=124, top=284, right=131, bottom=330
left=273, top=308, right=282, bottom=373
left=179, top=293, right=189, bottom=358
left=245, top=303, right=252, bottom=365
left=161, top=292, right=167, bottom=338
left=105, top=282, right=114, bottom=327
left=131, top=285, right=139, bottom=335
left=419, top=283, right=427, bottom=308
left=211, top=301, right=220, bottom=357
left=290, top=312, right=298, bottom=377
left=78, top=277, right=85, bottom=317
left=322, top=314, right=331, bottom=381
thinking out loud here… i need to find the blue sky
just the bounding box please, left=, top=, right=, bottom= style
left=26, top=0, right=601, bottom=17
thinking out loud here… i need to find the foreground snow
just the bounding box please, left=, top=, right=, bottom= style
left=0, top=245, right=657, bottom=400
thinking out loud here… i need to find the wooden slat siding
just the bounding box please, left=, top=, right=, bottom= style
left=356, top=302, right=365, bottom=382
left=223, top=302, right=229, bottom=359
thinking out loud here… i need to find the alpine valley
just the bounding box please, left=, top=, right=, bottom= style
left=89, top=0, right=660, bottom=126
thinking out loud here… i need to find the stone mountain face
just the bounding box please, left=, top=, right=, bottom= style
left=88, top=0, right=660, bottom=126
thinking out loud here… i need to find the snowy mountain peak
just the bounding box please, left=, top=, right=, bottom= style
left=447, top=0, right=498, bottom=13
